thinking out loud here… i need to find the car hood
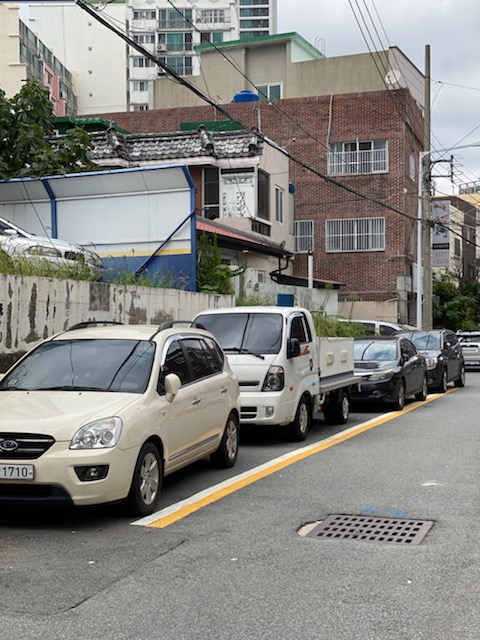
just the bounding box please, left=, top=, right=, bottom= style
left=0, top=391, right=138, bottom=439
left=354, top=359, right=398, bottom=372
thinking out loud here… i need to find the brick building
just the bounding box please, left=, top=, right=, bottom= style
left=94, top=86, right=424, bottom=323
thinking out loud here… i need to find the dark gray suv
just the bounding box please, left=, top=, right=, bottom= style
left=395, top=329, right=465, bottom=392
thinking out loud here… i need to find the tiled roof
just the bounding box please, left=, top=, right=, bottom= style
left=89, top=125, right=264, bottom=165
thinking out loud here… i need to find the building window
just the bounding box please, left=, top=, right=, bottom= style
left=200, top=32, right=224, bottom=44
left=132, top=81, right=148, bottom=92
left=257, top=83, right=281, bottom=101
left=454, top=237, right=461, bottom=257
left=240, top=30, right=269, bottom=38
left=133, top=57, right=156, bottom=68
left=133, top=33, right=155, bottom=44
left=158, top=32, right=193, bottom=52
left=133, top=10, right=156, bottom=20
left=326, top=217, right=385, bottom=252
left=275, top=187, right=284, bottom=223
left=158, top=56, right=192, bottom=75
left=200, top=9, right=226, bottom=23
left=409, top=150, right=416, bottom=180
left=295, top=220, right=314, bottom=253
left=204, top=168, right=219, bottom=220
left=257, top=170, right=270, bottom=220
left=257, top=269, right=267, bottom=284
left=328, top=140, right=388, bottom=175
left=158, top=9, right=192, bottom=29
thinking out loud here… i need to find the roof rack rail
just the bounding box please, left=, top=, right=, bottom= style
left=66, top=320, right=124, bottom=332
left=157, top=320, right=206, bottom=331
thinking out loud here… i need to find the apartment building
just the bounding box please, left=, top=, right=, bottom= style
left=0, top=3, right=76, bottom=115
left=91, top=34, right=432, bottom=324
left=24, top=0, right=277, bottom=113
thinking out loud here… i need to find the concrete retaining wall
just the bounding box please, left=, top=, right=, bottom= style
left=0, top=275, right=234, bottom=371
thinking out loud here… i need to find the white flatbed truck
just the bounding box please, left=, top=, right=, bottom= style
left=194, top=306, right=358, bottom=441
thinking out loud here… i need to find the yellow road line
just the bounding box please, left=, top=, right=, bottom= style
left=132, top=390, right=454, bottom=529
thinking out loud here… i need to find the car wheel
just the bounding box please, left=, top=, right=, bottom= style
left=436, top=368, right=448, bottom=393
left=127, top=442, right=163, bottom=516
left=454, top=364, right=466, bottom=388
left=324, top=389, right=350, bottom=425
left=415, top=375, right=428, bottom=401
left=393, top=380, right=405, bottom=411
left=211, top=412, right=239, bottom=468
left=287, top=395, right=311, bottom=441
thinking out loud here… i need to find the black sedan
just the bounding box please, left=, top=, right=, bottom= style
left=395, top=329, right=465, bottom=392
left=352, top=335, right=428, bottom=410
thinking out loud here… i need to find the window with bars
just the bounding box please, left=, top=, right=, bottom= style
left=295, top=220, right=314, bottom=253
left=328, top=140, right=388, bottom=175
left=326, top=218, right=385, bottom=252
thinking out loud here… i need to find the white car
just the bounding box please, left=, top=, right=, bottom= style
left=0, top=321, right=240, bottom=515
left=0, top=216, right=102, bottom=271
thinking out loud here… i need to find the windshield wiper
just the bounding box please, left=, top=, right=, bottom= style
left=223, top=347, right=265, bottom=360
left=35, top=385, right=109, bottom=391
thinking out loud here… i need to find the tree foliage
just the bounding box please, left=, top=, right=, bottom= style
left=0, top=79, right=97, bottom=179
left=433, top=274, right=480, bottom=330
left=196, top=233, right=244, bottom=294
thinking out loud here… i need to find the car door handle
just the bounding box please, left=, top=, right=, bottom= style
left=192, top=397, right=201, bottom=406
left=220, top=387, right=228, bottom=395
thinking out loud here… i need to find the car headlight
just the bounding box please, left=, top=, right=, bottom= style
left=26, top=245, right=62, bottom=258
left=425, top=356, right=438, bottom=369
left=262, top=366, right=285, bottom=391
left=368, top=369, right=394, bottom=382
left=70, top=417, right=122, bottom=449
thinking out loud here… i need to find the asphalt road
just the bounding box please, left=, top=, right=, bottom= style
left=1, top=374, right=479, bottom=639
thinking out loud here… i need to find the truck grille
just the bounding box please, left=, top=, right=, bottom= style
left=0, top=433, right=55, bottom=459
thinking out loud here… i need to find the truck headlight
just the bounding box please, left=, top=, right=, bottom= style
left=70, top=417, right=122, bottom=449
left=262, top=366, right=284, bottom=391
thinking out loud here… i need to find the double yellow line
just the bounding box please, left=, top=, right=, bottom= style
left=133, top=391, right=451, bottom=529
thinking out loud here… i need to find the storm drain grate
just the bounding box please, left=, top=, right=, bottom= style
left=305, top=514, right=434, bottom=545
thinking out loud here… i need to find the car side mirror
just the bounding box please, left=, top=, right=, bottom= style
left=287, top=337, right=301, bottom=358
left=164, top=373, right=182, bottom=402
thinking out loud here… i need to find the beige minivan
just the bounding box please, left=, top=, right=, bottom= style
left=0, top=321, right=240, bottom=516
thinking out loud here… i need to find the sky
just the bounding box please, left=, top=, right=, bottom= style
left=277, top=0, right=480, bottom=197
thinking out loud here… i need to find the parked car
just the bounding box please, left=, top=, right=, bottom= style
left=456, top=331, right=480, bottom=370
left=336, top=317, right=416, bottom=336
left=0, top=216, right=102, bottom=272
left=395, top=329, right=465, bottom=391
left=351, top=335, right=428, bottom=410
left=0, top=320, right=240, bottom=515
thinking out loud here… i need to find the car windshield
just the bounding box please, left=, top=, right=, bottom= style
left=198, top=312, right=283, bottom=354
left=406, top=333, right=441, bottom=350
left=354, top=340, right=398, bottom=361
left=0, top=339, right=155, bottom=393
left=458, top=334, right=480, bottom=343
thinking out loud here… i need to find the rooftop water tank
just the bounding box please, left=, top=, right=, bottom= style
left=233, top=90, right=259, bottom=103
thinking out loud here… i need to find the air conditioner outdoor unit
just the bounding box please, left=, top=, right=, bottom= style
left=156, top=44, right=167, bottom=52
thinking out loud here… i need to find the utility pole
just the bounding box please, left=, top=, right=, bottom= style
left=422, top=45, right=432, bottom=330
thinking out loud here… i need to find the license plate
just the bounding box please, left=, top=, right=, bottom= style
left=0, top=464, right=34, bottom=480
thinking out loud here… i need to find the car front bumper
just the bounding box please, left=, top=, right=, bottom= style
left=0, top=442, right=139, bottom=508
